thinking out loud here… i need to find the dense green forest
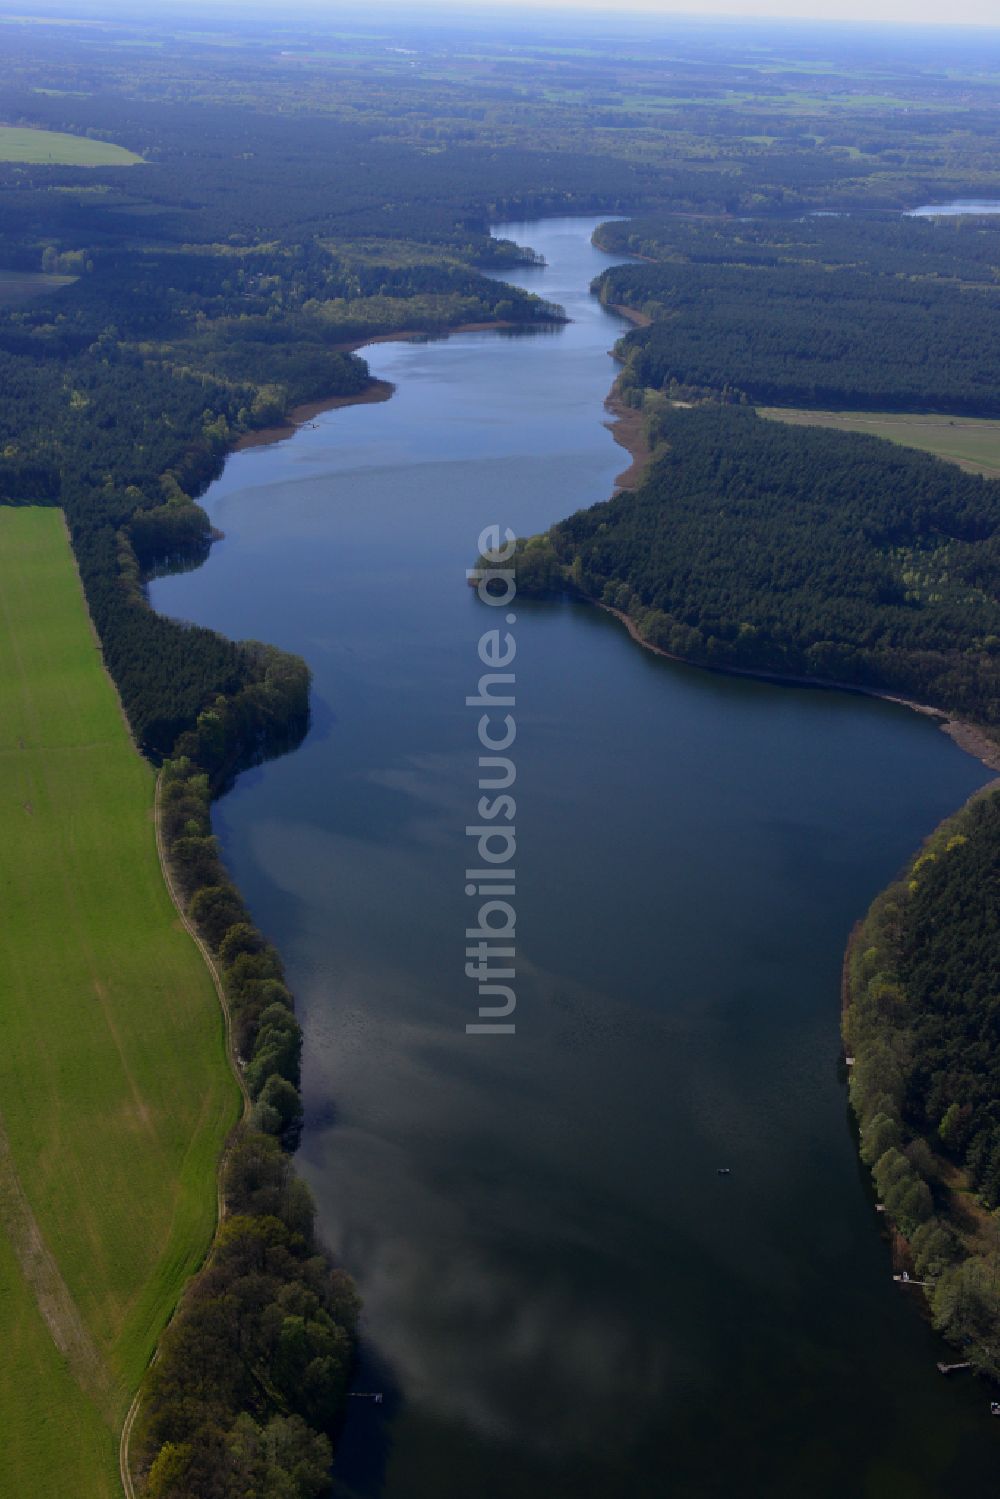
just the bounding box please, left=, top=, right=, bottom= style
left=595, top=211, right=1000, bottom=282
left=516, top=404, right=1000, bottom=723
left=595, top=214, right=1000, bottom=415
left=844, top=789, right=1000, bottom=1376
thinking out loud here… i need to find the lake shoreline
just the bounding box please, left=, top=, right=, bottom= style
left=609, top=301, right=652, bottom=327
left=605, top=393, right=651, bottom=489
left=591, top=600, right=1000, bottom=772
left=232, top=317, right=564, bottom=451
left=595, top=341, right=1000, bottom=774
left=233, top=379, right=396, bottom=450
left=601, top=301, right=653, bottom=489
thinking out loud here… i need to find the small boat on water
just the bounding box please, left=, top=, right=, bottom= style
left=990, top=1402, right=1000, bottom=1417
left=717, top=1167, right=732, bottom=1176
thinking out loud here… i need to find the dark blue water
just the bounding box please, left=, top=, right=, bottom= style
left=151, top=218, right=997, bottom=1498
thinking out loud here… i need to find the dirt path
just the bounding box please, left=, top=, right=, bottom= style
left=118, top=1392, right=142, bottom=1499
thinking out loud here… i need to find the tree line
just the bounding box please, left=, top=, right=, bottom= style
left=844, top=789, right=1000, bottom=1378
left=128, top=709, right=354, bottom=1493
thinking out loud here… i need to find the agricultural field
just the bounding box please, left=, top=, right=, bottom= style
left=0, top=125, right=140, bottom=165
left=0, top=508, right=238, bottom=1498
left=757, top=406, right=1000, bottom=477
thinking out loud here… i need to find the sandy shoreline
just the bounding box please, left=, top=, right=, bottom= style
left=333, top=318, right=532, bottom=353
left=600, top=302, right=653, bottom=488
left=232, top=317, right=560, bottom=452
left=604, top=393, right=651, bottom=490
left=233, top=379, right=396, bottom=450
left=609, top=301, right=652, bottom=327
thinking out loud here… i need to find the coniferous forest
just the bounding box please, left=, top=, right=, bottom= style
left=518, top=405, right=1000, bottom=721
left=595, top=213, right=1000, bottom=415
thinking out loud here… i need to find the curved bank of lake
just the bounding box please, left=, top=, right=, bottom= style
left=150, top=218, right=1000, bottom=1498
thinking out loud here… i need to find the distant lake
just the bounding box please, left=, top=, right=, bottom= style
left=907, top=199, right=1000, bottom=216
left=151, top=218, right=1000, bottom=1498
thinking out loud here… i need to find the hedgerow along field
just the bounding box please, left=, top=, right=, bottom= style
left=0, top=125, right=141, bottom=164
left=0, top=508, right=239, bottom=1497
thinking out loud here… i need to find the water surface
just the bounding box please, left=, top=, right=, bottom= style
left=152, top=218, right=997, bottom=1498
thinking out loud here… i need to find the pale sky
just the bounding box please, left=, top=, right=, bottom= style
left=403, top=0, right=1000, bottom=29
left=41, top=0, right=1000, bottom=34
left=663, top=0, right=995, bottom=20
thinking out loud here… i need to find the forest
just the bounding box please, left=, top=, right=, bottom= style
left=844, top=789, right=1000, bottom=1376
left=517, top=405, right=1000, bottom=726
left=594, top=210, right=1000, bottom=282
left=596, top=214, right=1000, bottom=416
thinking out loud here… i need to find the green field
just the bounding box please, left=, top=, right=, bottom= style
left=0, top=126, right=140, bottom=166
left=0, top=508, right=238, bottom=1497
left=758, top=407, right=1000, bottom=477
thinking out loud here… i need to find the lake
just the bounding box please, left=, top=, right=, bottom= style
left=151, top=217, right=998, bottom=1498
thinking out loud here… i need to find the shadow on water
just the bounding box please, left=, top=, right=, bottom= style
left=330, top=1344, right=402, bottom=1499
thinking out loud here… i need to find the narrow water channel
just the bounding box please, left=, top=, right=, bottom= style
left=151, top=217, right=996, bottom=1498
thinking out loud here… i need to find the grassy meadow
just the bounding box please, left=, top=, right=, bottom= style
left=0, top=508, right=238, bottom=1497
left=0, top=126, right=141, bottom=165
left=758, top=406, right=1000, bottom=477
